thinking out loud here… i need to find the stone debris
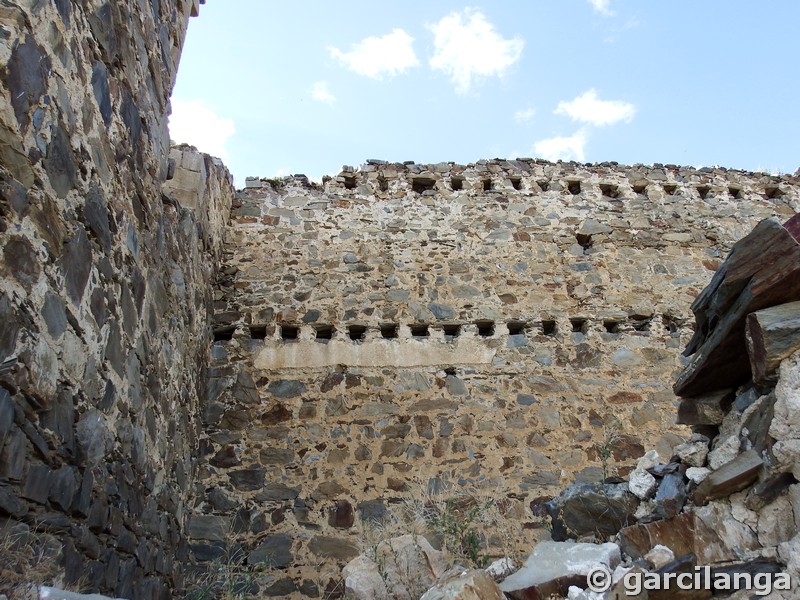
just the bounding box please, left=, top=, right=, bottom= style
left=420, top=570, right=505, bottom=600
left=674, top=214, right=800, bottom=396
left=343, top=534, right=449, bottom=600
left=746, top=301, right=800, bottom=384
left=499, top=541, right=620, bottom=599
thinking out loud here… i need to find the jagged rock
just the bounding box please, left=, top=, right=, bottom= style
left=628, top=468, right=657, bottom=500
left=654, top=472, right=687, bottom=519
left=484, top=558, right=514, bottom=581
left=746, top=301, right=800, bottom=383
left=547, top=483, right=639, bottom=541
left=38, top=587, right=127, bottom=600
left=685, top=467, right=711, bottom=484
left=636, top=450, right=662, bottom=471
left=343, top=534, right=448, bottom=600
left=707, top=435, right=741, bottom=470
left=675, top=214, right=800, bottom=396
left=420, top=569, right=505, bottom=600
left=676, top=390, right=734, bottom=425
left=619, top=503, right=759, bottom=563
left=770, top=349, right=800, bottom=478
left=693, top=449, right=764, bottom=505
left=643, top=544, right=675, bottom=569
left=499, top=541, right=620, bottom=599
left=673, top=438, right=709, bottom=467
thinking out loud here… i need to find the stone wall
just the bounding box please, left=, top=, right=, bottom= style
left=195, top=160, right=800, bottom=594
left=0, top=1, right=236, bottom=597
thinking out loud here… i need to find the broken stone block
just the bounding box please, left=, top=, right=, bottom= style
left=673, top=439, right=709, bottom=467
left=653, top=472, right=687, bottom=519
left=746, top=300, right=800, bottom=384
left=675, top=215, right=800, bottom=397
left=547, top=482, right=639, bottom=541
left=628, top=468, right=657, bottom=500
left=693, top=449, right=764, bottom=505
left=344, top=534, right=448, bottom=599
left=676, top=390, right=734, bottom=425
left=499, top=541, right=620, bottom=599
left=420, top=570, right=505, bottom=600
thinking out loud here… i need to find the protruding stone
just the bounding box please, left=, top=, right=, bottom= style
left=693, top=449, right=764, bottom=505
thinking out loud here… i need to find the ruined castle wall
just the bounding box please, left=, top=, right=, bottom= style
left=198, top=160, right=799, bottom=595
left=0, top=1, right=236, bottom=597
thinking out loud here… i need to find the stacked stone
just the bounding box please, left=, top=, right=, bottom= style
left=0, top=1, right=235, bottom=598
left=194, top=164, right=799, bottom=594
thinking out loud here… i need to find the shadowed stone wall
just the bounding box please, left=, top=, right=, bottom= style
left=0, top=1, right=235, bottom=597
left=196, top=160, right=799, bottom=595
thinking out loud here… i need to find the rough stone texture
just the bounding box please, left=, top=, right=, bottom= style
left=200, top=163, right=799, bottom=586
left=0, top=1, right=234, bottom=596
left=343, top=534, right=449, bottom=600
left=420, top=570, right=505, bottom=600
left=499, top=541, right=620, bottom=598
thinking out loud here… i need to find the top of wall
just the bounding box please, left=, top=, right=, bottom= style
left=243, top=158, right=799, bottom=203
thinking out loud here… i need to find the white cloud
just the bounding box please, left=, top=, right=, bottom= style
left=533, top=129, right=588, bottom=162
left=168, top=98, right=235, bottom=161
left=554, top=89, right=635, bottom=126
left=588, top=0, right=614, bottom=16
left=514, top=107, right=536, bottom=124
left=329, top=29, right=419, bottom=79
left=428, top=8, right=524, bottom=94
left=311, top=81, right=336, bottom=103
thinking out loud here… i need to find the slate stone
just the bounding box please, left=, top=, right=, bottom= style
left=188, top=515, right=230, bottom=541
left=49, top=466, right=78, bottom=511
left=0, top=425, right=26, bottom=479
left=232, top=371, right=259, bottom=405
left=260, top=447, right=294, bottom=465
left=60, top=228, right=92, bottom=304
left=654, top=472, right=687, bottom=520
left=72, top=468, right=93, bottom=517
left=210, top=445, right=241, bottom=468
left=264, top=578, right=297, bottom=596
left=429, top=302, right=455, bottom=320
left=308, top=535, right=359, bottom=561
left=358, top=499, right=388, bottom=523
left=6, top=35, right=50, bottom=128
left=256, top=483, right=300, bottom=502
left=261, top=403, right=291, bottom=425
left=22, top=465, right=52, bottom=504
left=82, top=183, right=112, bottom=251
left=44, top=123, right=78, bottom=197
left=91, top=61, right=112, bottom=126
left=191, top=542, right=226, bottom=562
left=0, top=293, right=19, bottom=362
left=229, top=466, right=266, bottom=491
left=517, top=394, right=537, bottom=406
left=547, top=482, right=639, bottom=541
left=0, top=387, right=13, bottom=449
left=328, top=500, right=355, bottom=529
left=0, top=484, right=27, bottom=517
left=248, top=533, right=293, bottom=568
left=445, top=375, right=468, bottom=395
left=41, top=292, right=67, bottom=339
left=39, top=387, right=75, bottom=456
left=267, top=379, right=306, bottom=398
left=4, top=236, right=40, bottom=288
left=693, top=449, right=764, bottom=505
left=302, top=309, right=321, bottom=323
left=120, top=88, right=142, bottom=155
left=208, top=487, right=238, bottom=512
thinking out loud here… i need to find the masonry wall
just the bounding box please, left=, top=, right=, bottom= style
left=0, top=1, right=236, bottom=597
left=197, top=160, right=800, bottom=595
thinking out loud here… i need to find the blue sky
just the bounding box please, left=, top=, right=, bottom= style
left=169, top=1, right=800, bottom=184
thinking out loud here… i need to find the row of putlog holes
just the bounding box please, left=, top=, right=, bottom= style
left=214, top=316, right=681, bottom=342
left=342, top=175, right=784, bottom=199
